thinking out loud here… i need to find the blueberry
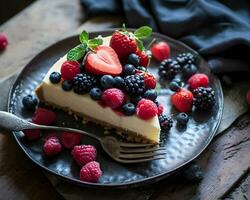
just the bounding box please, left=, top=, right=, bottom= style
left=114, top=76, right=125, bottom=89
left=127, top=53, right=140, bottom=66
left=176, top=112, right=189, bottom=125
left=90, top=88, right=102, bottom=100
left=183, top=162, right=203, bottom=182
left=62, top=80, right=73, bottom=91
left=130, top=96, right=143, bottom=105
left=169, top=81, right=181, bottom=92
left=122, top=103, right=136, bottom=116
left=143, top=89, right=157, bottom=101
left=172, top=78, right=183, bottom=87
left=100, top=75, right=114, bottom=89
left=183, top=64, right=197, bottom=78
left=49, top=72, right=61, bottom=84
left=22, top=95, right=38, bottom=110
left=123, top=64, right=136, bottom=76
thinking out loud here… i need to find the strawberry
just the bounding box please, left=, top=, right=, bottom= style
left=110, top=31, right=137, bottom=59
left=188, top=73, right=209, bottom=90
left=85, top=45, right=122, bottom=76
left=144, top=72, right=157, bottom=89
left=136, top=50, right=150, bottom=67
left=151, top=42, right=170, bottom=61
left=171, top=89, right=193, bottom=112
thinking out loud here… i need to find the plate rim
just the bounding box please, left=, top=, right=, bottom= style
left=7, top=29, right=224, bottom=189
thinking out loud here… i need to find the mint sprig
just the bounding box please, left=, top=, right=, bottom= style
left=133, top=26, right=152, bottom=51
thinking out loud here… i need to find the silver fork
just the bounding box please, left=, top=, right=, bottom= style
left=0, top=111, right=166, bottom=163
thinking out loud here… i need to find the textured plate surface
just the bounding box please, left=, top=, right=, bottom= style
left=8, top=30, right=223, bottom=188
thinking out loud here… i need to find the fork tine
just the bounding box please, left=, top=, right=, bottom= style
left=119, top=151, right=166, bottom=159
left=119, top=142, right=157, bottom=148
left=118, top=156, right=165, bottom=163
left=120, top=147, right=166, bottom=153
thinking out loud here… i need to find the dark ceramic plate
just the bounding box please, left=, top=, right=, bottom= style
left=8, top=30, right=223, bottom=189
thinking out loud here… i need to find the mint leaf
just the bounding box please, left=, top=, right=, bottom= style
left=134, top=26, right=152, bottom=39
left=136, top=39, right=144, bottom=51
left=88, top=38, right=103, bottom=49
left=67, top=45, right=86, bottom=61
left=79, top=31, right=89, bottom=44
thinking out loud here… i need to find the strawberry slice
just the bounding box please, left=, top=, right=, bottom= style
left=85, top=45, right=122, bottom=76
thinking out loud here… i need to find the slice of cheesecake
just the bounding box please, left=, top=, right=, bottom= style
left=36, top=36, right=161, bottom=144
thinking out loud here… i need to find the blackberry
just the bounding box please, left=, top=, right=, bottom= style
left=193, top=87, right=215, bottom=110
left=159, top=115, right=173, bottom=132
left=159, top=59, right=181, bottom=80
left=176, top=52, right=196, bottom=66
left=73, top=73, right=97, bottom=94
left=124, top=75, right=145, bottom=95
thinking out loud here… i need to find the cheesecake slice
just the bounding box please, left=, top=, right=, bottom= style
left=36, top=34, right=161, bottom=144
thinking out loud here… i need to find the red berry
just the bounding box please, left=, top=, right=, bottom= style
left=151, top=42, right=170, bottom=61
left=61, top=61, right=81, bottom=80
left=101, top=88, right=126, bottom=109
left=136, top=50, right=149, bottom=67
left=0, top=33, right=8, bottom=50
left=85, top=46, right=122, bottom=76
left=80, top=161, right=102, bottom=182
left=23, top=129, right=41, bottom=140
left=43, top=137, right=62, bottom=156
left=158, top=104, right=164, bottom=116
left=136, top=99, right=158, bottom=120
left=247, top=88, right=250, bottom=106
left=188, top=73, right=209, bottom=90
left=144, top=73, right=157, bottom=89
left=71, top=145, right=97, bottom=166
left=171, top=89, right=193, bottom=112
left=61, top=132, right=81, bottom=149
left=32, top=108, right=56, bottom=125
left=110, top=31, right=137, bottom=59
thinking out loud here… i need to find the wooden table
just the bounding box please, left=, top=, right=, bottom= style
left=0, top=1, right=249, bottom=199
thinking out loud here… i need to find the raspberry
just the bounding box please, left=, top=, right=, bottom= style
left=61, top=132, right=81, bottom=149
left=32, top=108, right=56, bottom=125
left=157, top=104, right=164, bottom=116
left=247, top=88, right=250, bottom=106
left=144, top=73, right=156, bottom=89
left=136, top=99, right=158, bottom=120
left=23, top=129, right=41, bottom=140
left=43, top=136, right=62, bottom=156
left=80, top=161, right=102, bottom=182
left=71, top=145, right=97, bottom=166
left=61, top=61, right=81, bottom=80
left=0, top=33, right=8, bottom=50
left=188, top=73, right=209, bottom=90
left=101, top=88, right=126, bottom=109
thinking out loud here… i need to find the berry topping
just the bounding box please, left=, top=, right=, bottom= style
left=193, top=87, right=215, bottom=110
left=110, top=31, right=137, bottom=59
left=23, top=129, right=41, bottom=141
left=49, top=72, right=61, bottom=84
left=62, top=80, right=73, bottom=91
left=188, top=73, right=209, bottom=90
left=32, top=108, right=56, bottom=125
left=71, top=145, right=97, bottom=166
left=85, top=45, right=122, bottom=75
left=100, top=75, right=115, bottom=89
left=127, top=53, right=140, bottom=66
left=176, top=112, right=189, bottom=126
left=0, top=32, right=8, bottom=50
left=144, top=73, right=156, bottom=89
left=101, top=88, right=126, bottom=109
left=123, top=64, right=136, bottom=76
left=136, top=99, right=158, bottom=120
left=73, top=73, right=97, bottom=94
left=43, top=136, right=62, bottom=156
left=247, top=88, right=250, bottom=106
left=90, top=88, right=102, bottom=100
left=176, top=52, right=196, bottom=66
left=159, top=59, right=181, bottom=80
left=143, top=89, right=157, bottom=101
left=61, top=132, right=81, bottom=149
left=159, top=115, right=173, bottom=131
left=124, top=74, right=145, bottom=95
left=136, top=50, right=149, bottom=67
left=169, top=81, right=181, bottom=92
left=122, top=103, right=136, bottom=116
left=61, top=61, right=81, bottom=80
left=157, top=104, right=164, bottom=116
left=182, top=64, right=198, bottom=78
left=113, top=76, right=125, bottom=89
left=171, top=89, right=193, bottom=112
left=151, top=42, right=170, bottom=61
left=22, top=95, right=38, bottom=110
left=80, top=161, right=102, bottom=183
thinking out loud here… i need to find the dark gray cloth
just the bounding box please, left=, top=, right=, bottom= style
left=80, top=0, right=250, bottom=74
